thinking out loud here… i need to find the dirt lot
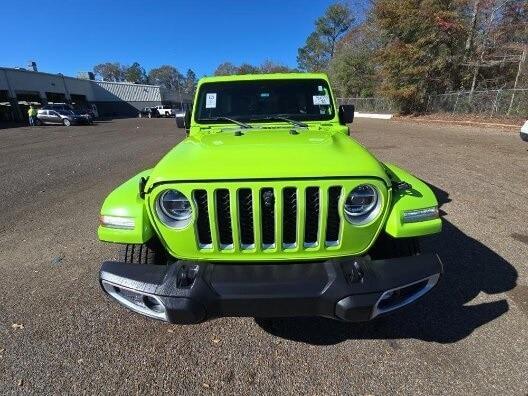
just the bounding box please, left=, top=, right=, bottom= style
left=0, top=118, right=527, bottom=395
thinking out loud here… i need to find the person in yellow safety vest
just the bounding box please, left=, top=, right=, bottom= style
left=28, top=105, right=38, bottom=126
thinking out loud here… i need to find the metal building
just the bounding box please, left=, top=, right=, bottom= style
left=0, top=67, right=193, bottom=123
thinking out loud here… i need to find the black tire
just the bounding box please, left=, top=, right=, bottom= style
left=368, top=233, right=420, bottom=260
left=118, top=239, right=168, bottom=265
left=63, top=118, right=71, bottom=127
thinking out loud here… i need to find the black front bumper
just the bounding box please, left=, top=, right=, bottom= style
left=100, top=254, right=442, bottom=324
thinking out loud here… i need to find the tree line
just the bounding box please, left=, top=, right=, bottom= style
left=211, top=1, right=526, bottom=114
left=297, top=0, right=527, bottom=113
left=92, top=62, right=197, bottom=95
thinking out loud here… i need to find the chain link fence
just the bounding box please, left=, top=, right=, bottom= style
left=337, top=97, right=395, bottom=113
left=426, top=89, right=528, bottom=117
left=338, top=89, right=527, bottom=117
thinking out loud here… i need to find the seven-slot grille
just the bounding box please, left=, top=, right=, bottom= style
left=193, top=186, right=343, bottom=251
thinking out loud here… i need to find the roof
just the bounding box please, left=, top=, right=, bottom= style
left=198, top=72, right=329, bottom=84
left=93, top=81, right=161, bottom=102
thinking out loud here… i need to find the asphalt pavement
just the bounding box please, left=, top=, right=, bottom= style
left=0, top=117, right=526, bottom=394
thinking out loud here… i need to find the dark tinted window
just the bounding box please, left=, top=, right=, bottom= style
left=195, top=79, right=334, bottom=124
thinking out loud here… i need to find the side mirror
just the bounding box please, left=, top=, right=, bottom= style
left=175, top=109, right=191, bottom=131
left=338, top=104, right=355, bottom=125
left=175, top=111, right=186, bottom=128
left=175, top=112, right=187, bottom=128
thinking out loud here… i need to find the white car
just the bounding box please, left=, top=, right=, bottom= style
left=521, top=121, right=528, bottom=142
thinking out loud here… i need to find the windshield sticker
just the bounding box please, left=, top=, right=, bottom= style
left=205, top=93, right=217, bottom=108
left=313, top=95, right=330, bottom=105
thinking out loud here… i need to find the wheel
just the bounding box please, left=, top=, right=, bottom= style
left=63, top=118, right=71, bottom=127
left=118, top=238, right=168, bottom=265
left=368, top=233, right=420, bottom=260
left=148, top=113, right=152, bottom=118
left=139, top=113, right=143, bottom=118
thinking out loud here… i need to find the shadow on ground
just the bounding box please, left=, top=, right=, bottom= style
left=256, top=184, right=517, bottom=345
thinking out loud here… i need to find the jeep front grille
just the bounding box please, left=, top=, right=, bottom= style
left=194, top=185, right=343, bottom=252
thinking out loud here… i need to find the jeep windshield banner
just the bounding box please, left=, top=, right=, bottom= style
left=195, top=79, right=335, bottom=124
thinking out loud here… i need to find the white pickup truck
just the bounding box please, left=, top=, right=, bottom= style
left=153, top=105, right=175, bottom=117
left=521, top=120, right=528, bottom=142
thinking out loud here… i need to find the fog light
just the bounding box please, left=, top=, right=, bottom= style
left=143, top=295, right=165, bottom=313
left=101, top=281, right=167, bottom=321
left=402, top=207, right=439, bottom=223
left=99, top=215, right=135, bottom=229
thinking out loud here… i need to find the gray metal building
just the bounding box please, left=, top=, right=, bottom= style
left=0, top=67, right=193, bottom=122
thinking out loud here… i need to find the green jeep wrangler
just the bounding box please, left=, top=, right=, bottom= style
left=98, top=73, right=442, bottom=324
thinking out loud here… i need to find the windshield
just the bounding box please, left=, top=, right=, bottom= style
left=195, top=79, right=334, bottom=124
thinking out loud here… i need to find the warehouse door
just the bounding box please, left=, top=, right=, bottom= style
left=70, top=94, right=88, bottom=111
left=16, top=92, right=42, bottom=122
left=46, top=92, right=67, bottom=104
left=0, top=90, right=14, bottom=122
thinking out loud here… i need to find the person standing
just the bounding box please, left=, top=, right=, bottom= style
left=28, top=105, right=37, bottom=126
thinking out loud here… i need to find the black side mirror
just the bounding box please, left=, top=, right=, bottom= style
left=176, top=111, right=186, bottom=128
left=175, top=109, right=192, bottom=131
left=338, top=104, right=355, bottom=125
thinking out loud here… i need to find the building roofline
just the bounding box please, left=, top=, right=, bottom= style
left=94, top=80, right=161, bottom=88
left=0, top=66, right=161, bottom=88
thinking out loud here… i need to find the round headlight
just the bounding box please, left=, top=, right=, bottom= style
left=157, top=190, right=192, bottom=226
left=344, top=185, right=380, bottom=224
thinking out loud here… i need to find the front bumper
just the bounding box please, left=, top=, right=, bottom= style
left=100, top=254, right=442, bottom=324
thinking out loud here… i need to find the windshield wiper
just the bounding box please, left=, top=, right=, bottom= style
left=264, top=115, right=308, bottom=128
left=206, top=117, right=252, bottom=129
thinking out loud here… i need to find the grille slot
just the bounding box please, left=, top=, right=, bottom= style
left=194, top=190, right=212, bottom=247
left=260, top=188, right=275, bottom=247
left=238, top=189, right=254, bottom=247
left=325, top=186, right=342, bottom=244
left=304, top=187, right=320, bottom=246
left=282, top=187, right=297, bottom=247
left=215, top=189, right=233, bottom=248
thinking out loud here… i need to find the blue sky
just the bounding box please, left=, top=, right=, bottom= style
left=3, top=0, right=366, bottom=78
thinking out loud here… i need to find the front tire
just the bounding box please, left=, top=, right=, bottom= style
left=63, top=118, right=71, bottom=126
left=118, top=239, right=168, bottom=265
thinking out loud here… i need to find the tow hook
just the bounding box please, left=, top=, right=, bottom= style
left=349, top=260, right=364, bottom=283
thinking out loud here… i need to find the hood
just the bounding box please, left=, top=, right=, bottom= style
left=146, top=127, right=389, bottom=188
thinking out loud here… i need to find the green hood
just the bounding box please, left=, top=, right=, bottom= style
left=146, top=128, right=389, bottom=188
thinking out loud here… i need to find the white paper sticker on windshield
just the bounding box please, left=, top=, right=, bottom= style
left=205, top=93, right=217, bottom=108
left=313, top=95, right=330, bottom=105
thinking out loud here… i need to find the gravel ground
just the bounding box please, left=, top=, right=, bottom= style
left=0, top=118, right=526, bottom=395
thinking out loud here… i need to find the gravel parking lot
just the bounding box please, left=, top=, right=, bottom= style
left=0, top=118, right=527, bottom=394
